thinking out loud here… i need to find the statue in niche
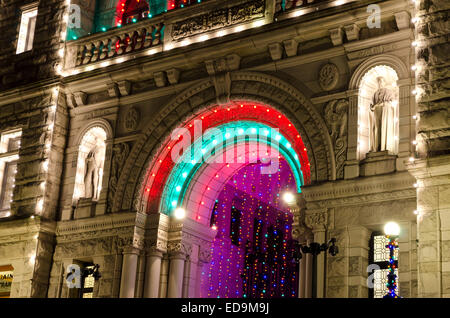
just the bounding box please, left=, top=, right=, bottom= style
left=369, top=76, right=396, bottom=153
left=83, top=138, right=105, bottom=201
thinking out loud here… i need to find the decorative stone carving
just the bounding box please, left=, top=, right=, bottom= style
left=124, top=107, right=140, bottom=132
left=154, top=71, right=167, bottom=88
left=324, top=99, right=348, bottom=179
left=268, top=43, right=283, bottom=61
left=205, top=54, right=241, bottom=76
left=199, top=247, right=212, bottom=263
left=205, top=54, right=240, bottom=104
left=319, top=63, right=339, bottom=91
left=171, top=0, right=265, bottom=40
left=329, top=27, right=344, bottom=46
left=394, top=11, right=411, bottom=30
left=117, top=80, right=131, bottom=96
left=73, top=91, right=88, bottom=106
left=108, top=143, right=130, bottom=213
left=344, top=24, right=360, bottom=41
left=369, top=76, right=396, bottom=153
left=305, top=210, right=328, bottom=230
left=106, top=82, right=119, bottom=97
left=167, top=68, right=180, bottom=85
left=282, top=39, right=298, bottom=57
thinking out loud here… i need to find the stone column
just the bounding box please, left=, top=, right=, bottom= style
left=159, top=254, right=169, bottom=298
left=119, top=247, right=139, bottom=298
left=298, top=253, right=307, bottom=298
left=167, top=252, right=186, bottom=298
left=313, top=229, right=326, bottom=298
left=406, top=0, right=450, bottom=298
left=346, top=226, right=371, bottom=298
left=344, top=93, right=360, bottom=179
left=143, top=248, right=163, bottom=298
left=305, top=209, right=328, bottom=298
left=304, top=239, right=313, bottom=298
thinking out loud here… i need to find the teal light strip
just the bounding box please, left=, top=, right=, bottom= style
left=160, top=121, right=304, bottom=215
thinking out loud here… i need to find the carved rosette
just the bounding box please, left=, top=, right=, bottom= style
left=319, top=63, right=339, bottom=91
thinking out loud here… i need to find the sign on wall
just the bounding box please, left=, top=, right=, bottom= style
left=0, top=265, right=14, bottom=298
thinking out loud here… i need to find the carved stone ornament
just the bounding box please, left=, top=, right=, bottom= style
left=319, top=63, right=339, bottom=91
left=305, top=210, right=328, bottom=230
left=124, top=107, right=140, bottom=132
left=171, top=0, right=265, bottom=40
left=324, top=99, right=348, bottom=179
left=108, top=143, right=130, bottom=212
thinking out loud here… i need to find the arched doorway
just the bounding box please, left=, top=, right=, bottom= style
left=141, top=101, right=310, bottom=298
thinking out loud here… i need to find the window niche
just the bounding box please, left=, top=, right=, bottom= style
left=72, top=127, right=107, bottom=218
left=358, top=65, right=399, bottom=160
left=0, top=130, right=21, bottom=218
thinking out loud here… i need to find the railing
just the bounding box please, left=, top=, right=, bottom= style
left=62, top=0, right=357, bottom=74
left=66, top=17, right=164, bottom=68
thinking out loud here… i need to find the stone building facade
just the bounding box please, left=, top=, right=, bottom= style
left=0, top=0, right=448, bottom=298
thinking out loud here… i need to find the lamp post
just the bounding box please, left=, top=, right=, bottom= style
left=383, top=222, right=400, bottom=298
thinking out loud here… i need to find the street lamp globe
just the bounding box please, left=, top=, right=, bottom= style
left=283, top=192, right=295, bottom=205
left=174, top=207, right=186, bottom=220
left=384, top=221, right=400, bottom=236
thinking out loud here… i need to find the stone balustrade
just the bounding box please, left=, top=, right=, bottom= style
left=66, top=18, right=164, bottom=68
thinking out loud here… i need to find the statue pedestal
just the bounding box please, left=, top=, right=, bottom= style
left=74, top=198, right=97, bottom=219
left=360, top=151, right=397, bottom=177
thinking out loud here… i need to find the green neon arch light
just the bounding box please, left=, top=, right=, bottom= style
left=160, top=121, right=304, bottom=214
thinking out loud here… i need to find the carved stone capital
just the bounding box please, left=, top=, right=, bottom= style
left=199, top=247, right=212, bottom=264
left=305, top=209, right=328, bottom=231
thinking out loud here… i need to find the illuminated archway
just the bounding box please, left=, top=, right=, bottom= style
left=139, top=102, right=311, bottom=216
left=137, top=101, right=308, bottom=298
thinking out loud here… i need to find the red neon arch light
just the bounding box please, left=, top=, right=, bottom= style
left=142, top=101, right=311, bottom=213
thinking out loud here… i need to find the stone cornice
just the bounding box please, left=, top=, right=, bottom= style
left=302, top=171, right=416, bottom=207
left=0, top=217, right=56, bottom=243
left=55, top=212, right=140, bottom=237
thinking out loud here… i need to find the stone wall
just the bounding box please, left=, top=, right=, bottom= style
left=0, top=0, right=68, bottom=90
left=406, top=0, right=450, bottom=298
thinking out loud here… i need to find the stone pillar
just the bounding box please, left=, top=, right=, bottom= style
left=406, top=0, right=450, bottom=298
left=159, top=254, right=169, bottom=298
left=143, top=248, right=163, bottom=298
left=304, top=239, right=313, bottom=298
left=298, top=253, right=307, bottom=298
left=119, top=247, right=139, bottom=298
left=167, top=252, right=186, bottom=298
left=344, top=93, right=360, bottom=179
left=346, top=226, right=371, bottom=298
left=305, top=209, right=328, bottom=298
left=313, top=230, right=326, bottom=298
left=182, top=257, right=192, bottom=297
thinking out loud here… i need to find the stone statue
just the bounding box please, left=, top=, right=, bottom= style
left=83, top=138, right=105, bottom=201
left=369, top=76, right=396, bottom=153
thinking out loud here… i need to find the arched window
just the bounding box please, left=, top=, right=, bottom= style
left=358, top=66, right=399, bottom=159
left=73, top=127, right=107, bottom=203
